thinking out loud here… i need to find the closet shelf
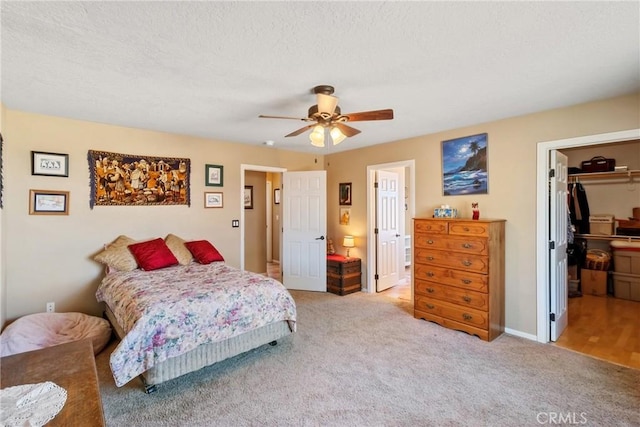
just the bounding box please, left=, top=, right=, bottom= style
left=575, top=233, right=640, bottom=242
left=569, top=170, right=640, bottom=181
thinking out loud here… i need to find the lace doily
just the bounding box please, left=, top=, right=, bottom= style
left=0, top=381, right=67, bottom=427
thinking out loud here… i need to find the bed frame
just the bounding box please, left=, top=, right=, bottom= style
left=104, top=306, right=293, bottom=393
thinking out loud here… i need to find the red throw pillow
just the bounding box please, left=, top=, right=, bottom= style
left=128, top=238, right=179, bottom=271
left=184, top=240, right=224, bottom=264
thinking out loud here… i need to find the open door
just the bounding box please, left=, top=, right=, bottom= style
left=376, top=169, right=401, bottom=292
left=282, top=171, right=327, bottom=291
left=550, top=150, right=569, bottom=341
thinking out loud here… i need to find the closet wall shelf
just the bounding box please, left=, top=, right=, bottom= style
left=569, top=170, right=640, bottom=181
left=575, top=233, right=640, bottom=242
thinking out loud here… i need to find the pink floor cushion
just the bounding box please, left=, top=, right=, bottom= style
left=0, top=312, right=112, bottom=357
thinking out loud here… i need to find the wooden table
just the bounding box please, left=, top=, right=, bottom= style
left=0, top=338, right=105, bottom=426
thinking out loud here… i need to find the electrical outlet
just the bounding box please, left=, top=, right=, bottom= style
left=46, top=302, right=55, bottom=313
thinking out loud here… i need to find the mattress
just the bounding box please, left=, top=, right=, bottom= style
left=104, top=305, right=292, bottom=391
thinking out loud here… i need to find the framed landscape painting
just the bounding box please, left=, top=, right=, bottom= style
left=441, top=133, right=488, bottom=196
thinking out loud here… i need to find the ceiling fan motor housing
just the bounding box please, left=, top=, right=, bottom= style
left=308, top=104, right=341, bottom=123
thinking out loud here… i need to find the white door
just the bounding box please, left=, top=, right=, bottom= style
left=282, top=171, right=327, bottom=291
left=376, top=170, right=401, bottom=292
left=550, top=150, right=569, bottom=341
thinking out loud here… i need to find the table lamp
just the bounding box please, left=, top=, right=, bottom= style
left=343, top=235, right=355, bottom=258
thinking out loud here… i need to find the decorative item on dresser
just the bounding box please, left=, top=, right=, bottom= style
left=327, top=254, right=361, bottom=296
left=413, top=218, right=506, bottom=341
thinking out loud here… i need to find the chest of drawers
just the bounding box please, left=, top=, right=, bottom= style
left=327, top=255, right=361, bottom=295
left=413, top=218, right=505, bottom=341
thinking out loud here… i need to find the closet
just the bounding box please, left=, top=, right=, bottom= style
left=563, top=140, right=640, bottom=295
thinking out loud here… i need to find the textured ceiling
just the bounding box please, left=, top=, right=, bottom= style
left=1, top=1, right=639, bottom=153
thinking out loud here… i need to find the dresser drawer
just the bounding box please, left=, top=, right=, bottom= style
left=449, top=221, right=490, bottom=237
left=415, top=296, right=488, bottom=329
left=414, top=264, right=488, bottom=292
left=415, top=220, right=448, bottom=234
left=414, top=233, right=488, bottom=255
left=414, top=248, right=489, bottom=274
left=415, top=280, right=489, bottom=310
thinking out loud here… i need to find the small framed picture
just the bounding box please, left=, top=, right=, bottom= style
left=204, top=192, right=223, bottom=208
left=29, top=189, right=69, bottom=215
left=274, top=188, right=281, bottom=205
left=339, top=182, right=352, bottom=205
left=205, top=164, right=224, bottom=187
left=31, top=151, right=69, bottom=177
left=339, top=207, right=351, bottom=225
left=244, top=186, right=253, bottom=209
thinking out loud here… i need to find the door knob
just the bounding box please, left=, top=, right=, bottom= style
left=315, top=236, right=325, bottom=240
left=395, top=234, right=401, bottom=237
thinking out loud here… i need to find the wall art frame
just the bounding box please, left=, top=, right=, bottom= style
left=205, top=164, right=223, bottom=187
left=88, top=150, right=190, bottom=208
left=339, top=182, right=352, bottom=205
left=244, top=185, right=253, bottom=209
left=204, top=191, right=223, bottom=208
left=339, top=207, right=351, bottom=225
left=29, top=189, right=69, bottom=215
left=31, top=151, right=69, bottom=177
left=441, top=133, right=488, bottom=196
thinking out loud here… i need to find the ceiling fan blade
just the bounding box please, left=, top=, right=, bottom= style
left=317, top=93, right=339, bottom=115
left=259, top=114, right=310, bottom=121
left=343, top=109, right=394, bottom=122
left=334, top=122, right=361, bottom=137
left=285, top=124, right=315, bottom=137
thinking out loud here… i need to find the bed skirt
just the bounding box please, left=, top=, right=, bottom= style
left=104, top=305, right=293, bottom=390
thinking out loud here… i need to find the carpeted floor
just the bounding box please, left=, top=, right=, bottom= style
left=96, top=290, right=640, bottom=426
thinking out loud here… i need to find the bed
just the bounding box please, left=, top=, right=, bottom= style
left=94, top=235, right=296, bottom=393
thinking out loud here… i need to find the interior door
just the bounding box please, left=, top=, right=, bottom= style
left=550, top=150, right=569, bottom=341
left=376, top=169, right=400, bottom=292
left=282, top=171, right=327, bottom=291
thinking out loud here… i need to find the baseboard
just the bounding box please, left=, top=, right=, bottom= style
left=504, top=327, right=537, bottom=341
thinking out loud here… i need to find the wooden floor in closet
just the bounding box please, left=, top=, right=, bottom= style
left=553, top=294, right=640, bottom=370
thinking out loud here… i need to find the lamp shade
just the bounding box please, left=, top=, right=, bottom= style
left=342, top=236, right=355, bottom=248
left=330, top=126, right=347, bottom=145
left=342, top=235, right=355, bottom=257
left=309, top=125, right=325, bottom=147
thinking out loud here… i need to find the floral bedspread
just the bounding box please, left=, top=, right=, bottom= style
left=96, top=262, right=297, bottom=387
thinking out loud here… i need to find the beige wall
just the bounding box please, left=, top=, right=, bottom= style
left=326, top=92, right=639, bottom=336
left=244, top=171, right=267, bottom=274
left=1, top=109, right=319, bottom=322
left=0, top=103, right=5, bottom=327
left=268, top=172, right=282, bottom=262
left=1, top=92, right=638, bottom=336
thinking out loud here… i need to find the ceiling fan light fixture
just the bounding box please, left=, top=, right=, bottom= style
left=330, top=126, right=347, bottom=145
left=309, top=125, right=325, bottom=147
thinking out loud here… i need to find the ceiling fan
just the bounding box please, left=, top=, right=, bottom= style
left=259, top=85, right=394, bottom=147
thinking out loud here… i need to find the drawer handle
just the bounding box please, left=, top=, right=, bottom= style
left=462, top=260, right=472, bottom=266
left=462, top=296, right=472, bottom=303
left=462, top=243, right=472, bottom=249
left=463, top=227, right=470, bottom=231
left=462, top=313, right=473, bottom=321
left=427, top=239, right=434, bottom=244
left=426, top=287, right=435, bottom=293
left=426, top=303, right=435, bottom=309
left=428, top=256, right=434, bottom=261
left=461, top=279, right=471, bottom=284
left=427, top=272, right=435, bottom=277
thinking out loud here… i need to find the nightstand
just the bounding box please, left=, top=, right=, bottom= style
left=327, top=254, right=361, bottom=295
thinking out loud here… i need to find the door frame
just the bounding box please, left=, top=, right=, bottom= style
left=366, top=159, right=416, bottom=294
left=240, top=164, right=286, bottom=271
left=535, top=128, right=639, bottom=343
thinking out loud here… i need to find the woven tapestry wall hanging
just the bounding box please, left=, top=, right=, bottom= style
left=88, top=150, right=190, bottom=208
